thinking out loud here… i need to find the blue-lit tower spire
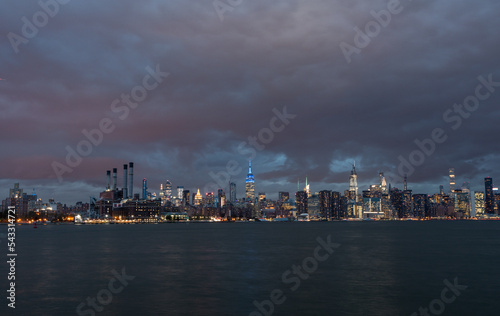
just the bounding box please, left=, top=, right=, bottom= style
left=245, top=159, right=255, bottom=202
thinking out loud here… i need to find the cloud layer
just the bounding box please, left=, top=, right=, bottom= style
left=1, top=0, right=499, bottom=203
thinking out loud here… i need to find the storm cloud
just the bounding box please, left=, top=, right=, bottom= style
left=1, top=0, right=499, bottom=203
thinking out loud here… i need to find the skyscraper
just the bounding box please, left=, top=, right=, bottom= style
left=380, top=172, right=387, bottom=194
left=229, top=182, right=236, bottom=203
left=279, top=192, right=290, bottom=202
left=194, top=189, right=202, bottom=206
left=183, top=190, right=190, bottom=205
left=349, top=162, right=358, bottom=203
left=165, top=180, right=172, bottom=200
left=245, top=160, right=255, bottom=202
left=142, top=178, right=147, bottom=200
left=319, top=190, right=332, bottom=220
left=455, top=190, right=471, bottom=218
left=449, top=168, right=455, bottom=194
left=474, top=191, right=485, bottom=217
left=304, top=177, right=311, bottom=198
left=295, top=191, right=308, bottom=214
left=177, top=186, right=184, bottom=199
left=485, top=177, right=493, bottom=214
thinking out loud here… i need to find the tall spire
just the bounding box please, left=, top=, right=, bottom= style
left=245, top=159, right=255, bottom=201
left=351, top=161, right=357, bottom=175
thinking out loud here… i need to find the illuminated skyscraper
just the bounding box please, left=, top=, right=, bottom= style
left=295, top=191, right=308, bottom=214
left=142, top=178, right=147, bottom=200
left=304, top=177, right=311, bottom=198
left=279, top=192, right=290, bottom=202
left=349, top=162, right=358, bottom=203
left=455, top=190, right=471, bottom=218
left=485, top=177, right=493, bottom=214
left=165, top=180, right=172, bottom=200
left=319, top=190, right=332, bottom=220
left=245, top=160, right=255, bottom=202
left=380, top=172, right=387, bottom=194
left=449, top=168, right=455, bottom=194
left=474, top=191, right=485, bottom=216
left=194, top=189, right=202, bottom=206
left=258, top=193, right=266, bottom=201
left=177, top=186, right=184, bottom=199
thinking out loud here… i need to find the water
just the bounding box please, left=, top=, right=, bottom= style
left=1, top=221, right=499, bottom=315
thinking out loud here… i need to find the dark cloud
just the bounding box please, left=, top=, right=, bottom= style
left=1, top=0, right=499, bottom=203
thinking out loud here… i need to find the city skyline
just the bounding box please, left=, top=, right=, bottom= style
left=1, top=1, right=500, bottom=205
left=2, top=160, right=496, bottom=206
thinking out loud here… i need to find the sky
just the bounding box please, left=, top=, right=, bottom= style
left=1, top=0, right=500, bottom=204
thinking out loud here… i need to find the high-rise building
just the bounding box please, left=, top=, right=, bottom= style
left=403, top=190, right=413, bottom=217
left=183, top=190, right=190, bottom=205
left=319, top=190, right=332, bottom=220
left=304, top=178, right=311, bottom=198
left=177, top=186, right=184, bottom=200
left=485, top=177, right=493, bottom=214
left=258, top=193, right=266, bottom=202
left=308, top=194, right=320, bottom=219
left=455, top=190, right=471, bottom=218
left=391, top=188, right=404, bottom=218
left=474, top=191, right=485, bottom=217
left=142, top=178, right=148, bottom=200
left=165, top=180, right=172, bottom=200
left=245, top=160, right=255, bottom=202
left=449, top=168, right=455, bottom=194
left=205, top=192, right=214, bottom=206
left=439, top=185, right=444, bottom=195
left=194, top=189, right=202, bottom=206
left=380, top=172, right=387, bottom=194
left=332, top=191, right=342, bottom=219
left=349, top=162, right=358, bottom=203
left=494, top=190, right=500, bottom=214
left=279, top=192, right=290, bottom=202
left=9, top=183, right=23, bottom=199
left=217, top=189, right=225, bottom=208
left=295, top=191, right=308, bottom=214
left=229, top=182, right=236, bottom=203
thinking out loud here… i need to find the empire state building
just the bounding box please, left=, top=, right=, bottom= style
left=245, top=160, right=255, bottom=202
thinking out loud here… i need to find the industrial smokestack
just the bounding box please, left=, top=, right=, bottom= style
left=106, top=170, right=111, bottom=190
left=129, top=162, right=134, bottom=199
left=123, top=164, right=128, bottom=199
left=112, top=168, right=117, bottom=190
